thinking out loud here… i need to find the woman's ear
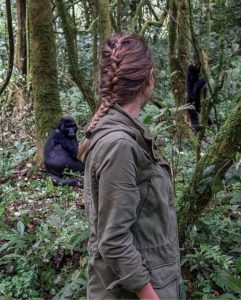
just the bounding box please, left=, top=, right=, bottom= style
left=146, top=69, right=154, bottom=87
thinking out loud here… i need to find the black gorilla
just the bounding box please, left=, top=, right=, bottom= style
left=44, top=116, right=84, bottom=187
left=186, top=64, right=207, bottom=131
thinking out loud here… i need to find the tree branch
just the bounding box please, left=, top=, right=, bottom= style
left=140, top=10, right=167, bottom=35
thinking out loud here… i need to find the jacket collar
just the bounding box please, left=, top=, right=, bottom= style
left=110, top=104, right=160, bottom=161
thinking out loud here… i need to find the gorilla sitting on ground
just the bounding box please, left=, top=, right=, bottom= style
left=44, top=116, right=84, bottom=187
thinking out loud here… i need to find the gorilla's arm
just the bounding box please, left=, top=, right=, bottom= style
left=59, top=133, right=78, bottom=159
left=44, top=129, right=61, bottom=164
left=187, top=109, right=200, bottom=131
left=44, top=129, right=61, bottom=154
left=186, top=65, right=208, bottom=132
left=187, top=65, right=199, bottom=103
left=192, top=78, right=206, bottom=112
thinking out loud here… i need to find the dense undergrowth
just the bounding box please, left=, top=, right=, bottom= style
left=1, top=100, right=241, bottom=300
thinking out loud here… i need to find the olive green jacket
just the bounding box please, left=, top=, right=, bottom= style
left=84, top=104, right=180, bottom=300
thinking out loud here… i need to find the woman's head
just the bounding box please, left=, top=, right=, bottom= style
left=99, top=34, right=153, bottom=106
left=89, top=34, right=153, bottom=131
left=77, top=34, right=153, bottom=161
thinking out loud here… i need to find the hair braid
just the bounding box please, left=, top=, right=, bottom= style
left=77, top=39, right=121, bottom=161
left=87, top=39, right=121, bottom=131
left=77, top=34, right=153, bottom=162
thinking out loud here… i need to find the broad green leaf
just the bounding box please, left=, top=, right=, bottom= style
left=17, top=221, right=25, bottom=235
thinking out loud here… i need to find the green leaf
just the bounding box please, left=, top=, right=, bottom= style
left=14, top=141, right=25, bottom=152
left=235, top=257, right=241, bottom=274
left=143, top=114, right=153, bottom=125
left=47, top=214, right=62, bottom=227
left=227, top=276, right=241, bottom=293
left=0, top=240, right=12, bottom=253
left=0, top=202, right=5, bottom=216
left=17, top=220, right=25, bottom=235
left=213, top=293, right=236, bottom=300
left=213, top=270, right=229, bottom=290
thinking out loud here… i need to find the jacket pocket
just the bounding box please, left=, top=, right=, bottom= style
left=150, top=260, right=180, bottom=289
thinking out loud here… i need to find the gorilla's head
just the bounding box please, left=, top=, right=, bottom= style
left=58, top=116, right=77, bottom=139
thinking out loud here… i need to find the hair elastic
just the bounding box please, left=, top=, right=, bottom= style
left=85, top=131, right=92, bottom=139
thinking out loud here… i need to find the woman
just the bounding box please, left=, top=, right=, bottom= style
left=78, top=34, right=180, bottom=300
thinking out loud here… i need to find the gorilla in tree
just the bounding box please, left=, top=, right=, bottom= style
left=44, top=116, right=84, bottom=187
left=186, top=64, right=207, bottom=131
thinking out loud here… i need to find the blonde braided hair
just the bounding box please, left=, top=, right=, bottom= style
left=77, top=34, right=153, bottom=161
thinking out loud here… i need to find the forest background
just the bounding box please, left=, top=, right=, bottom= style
left=0, top=0, right=241, bottom=299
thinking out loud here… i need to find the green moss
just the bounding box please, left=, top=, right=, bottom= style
left=99, top=0, right=111, bottom=41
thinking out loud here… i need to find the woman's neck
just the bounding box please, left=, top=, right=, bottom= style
left=121, top=102, right=140, bottom=118
left=121, top=93, right=146, bottom=118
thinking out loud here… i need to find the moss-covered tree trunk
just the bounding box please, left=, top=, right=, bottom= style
left=168, top=0, right=190, bottom=106
left=98, top=0, right=111, bottom=42
left=131, top=0, right=145, bottom=33
left=56, top=0, right=96, bottom=111
left=176, top=0, right=190, bottom=105
left=15, top=0, right=27, bottom=75
left=29, top=0, right=62, bottom=165
left=168, top=0, right=190, bottom=137
left=26, top=0, right=31, bottom=84
left=168, top=0, right=179, bottom=105
left=178, top=98, right=241, bottom=242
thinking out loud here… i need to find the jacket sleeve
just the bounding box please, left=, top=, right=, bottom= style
left=96, top=138, right=151, bottom=292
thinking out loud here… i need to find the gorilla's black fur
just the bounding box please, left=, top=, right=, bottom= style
left=44, top=116, right=84, bottom=187
left=186, top=64, right=207, bottom=131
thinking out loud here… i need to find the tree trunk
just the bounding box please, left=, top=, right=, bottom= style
left=178, top=98, right=241, bottom=242
left=92, top=0, right=99, bottom=99
left=29, top=0, right=62, bottom=165
left=116, top=0, right=122, bottom=33
left=0, top=0, right=14, bottom=97
left=168, top=0, right=179, bottom=104
left=26, top=0, right=31, bottom=85
left=98, top=0, right=111, bottom=42
left=56, top=0, right=96, bottom=111
left=168, top=0, right=191, bottom=136
left=168, top=0, right=190, bottom=106
left=176, top=0, right=190, bottom=106
left=131, top=0, right=145, bottom=33
left=203, top=0, right=211, bottom=48
left=15, top=0, right=27, bottom=75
